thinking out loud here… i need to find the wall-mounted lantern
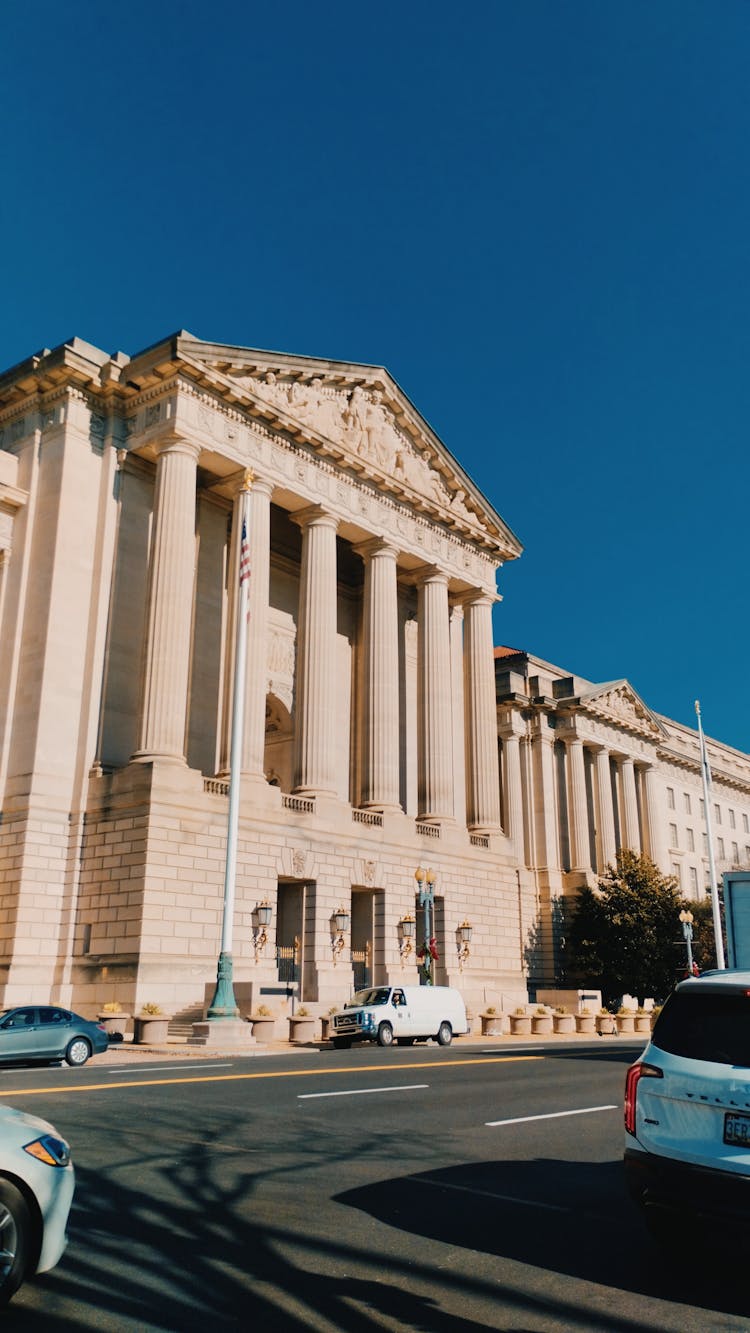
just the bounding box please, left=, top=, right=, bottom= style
left=331, top=907, right=350, bottom=965
left=398, top=913, right=416, bottom=963
left=253, top=901, right=273, bottom=961
left=456, top=920, right=473, bottom=971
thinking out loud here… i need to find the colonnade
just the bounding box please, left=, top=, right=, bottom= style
left=131, top=445, right=501, bottom=831
left=499, top=707, right=667, bottom=875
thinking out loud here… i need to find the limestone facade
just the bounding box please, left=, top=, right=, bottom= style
left=497, top=648, right=750, bottom=985
left=0, top=333, right=526, bottom=1019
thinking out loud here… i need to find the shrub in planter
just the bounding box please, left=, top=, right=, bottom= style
left=480, top=1007, right=508, bottom=1036
left=552, top=1008, right=575, bottom=1034
left=531, top=1006, right=553, bottom=1035
left=615, top=1008, right=635, bottom=1034
left=509, top=1007, right=532, bottom=1035
left=596, top=1010, right=616, bottom=1035
left=575, top=1007, right=595, bottom=1034
left=320, top=1007, right=339, bottom=1041
left=134, top=1004, right=170, bottom=1044
left=288, top=1007, right=317, bottom=1042
left=634, top=1008, right=652, bottom=1034
left=249, top=1005, right=276, bottom=1041
left=96, top=1001, right=131, bottom=1040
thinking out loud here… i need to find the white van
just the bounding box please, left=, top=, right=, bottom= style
left=330, top=985, right=467, bottom=1048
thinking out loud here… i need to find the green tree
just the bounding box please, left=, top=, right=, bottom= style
left=566, top=849, right=685, bottom=1004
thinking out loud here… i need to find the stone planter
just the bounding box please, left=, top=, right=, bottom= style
left=635, top=1014, right=652, bottom=1035
left=320, top=1017, right=339, bottom=1042
left=531, top=1013, right=553, bottom=1035
left=288, top=1016, right=317, bottom=1043
left=616, top=1013, right=635, bottom=1035
left=509, top=1013, right=532, bottom=1036
left=553, top=1013, right=575, bottom=1035
left=480, top=1013, right=508, bottom=1036
left=596, top=1013, right=616, bottom=1036
left=96, top=1012, right=131, bottom=1041
left=249, top=1016, right=276, bottom=1042
left=134, top=1015, right=170, bottom=1044
left=575, top=1013, right=596, bottom=1034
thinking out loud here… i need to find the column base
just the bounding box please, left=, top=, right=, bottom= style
left=188, top=1018, right=257, bottom=1049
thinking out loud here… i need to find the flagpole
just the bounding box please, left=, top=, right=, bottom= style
left=207, top=469, right=254, bottom=1018
left=695, top=699, right=726, bottom=970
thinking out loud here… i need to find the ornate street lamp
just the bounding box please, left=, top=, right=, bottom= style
left=414, top=866, right=437, bottom=985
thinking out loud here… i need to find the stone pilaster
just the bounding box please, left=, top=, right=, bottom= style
left=620, top=755, right=641, bottom=853
left=416, top=567, right=454, bottom=821
left=499, top=713, right=525, bottom=854
left=355, top=538, right=401, bottom=810
left=530, top=711, right=559, bottom=870
left=594, top=746, right=617, bottom=870
left=292, top=507, right=339, bottom=795
left=641, top=764, right=667, bottom=871
left=242, top=477, right=274, bottom=776
left=565, top=735, right=590, bottom=872
left=464, top=593, right=501, bottom=832
left=134, top=438, right=200, bottom=762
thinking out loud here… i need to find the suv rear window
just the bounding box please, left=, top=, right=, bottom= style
left=653, top=990, right=750, bottom=1066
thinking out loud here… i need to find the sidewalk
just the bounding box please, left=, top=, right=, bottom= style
left=99, top=1029, right=646, bottom=1063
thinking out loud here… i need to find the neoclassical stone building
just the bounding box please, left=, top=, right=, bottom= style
left=0, top=332, right=527, bottom=1018
left=497, top=648, right=750, bottom=984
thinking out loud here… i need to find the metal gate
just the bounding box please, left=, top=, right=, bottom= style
left=276, top=936, right=300, bottom=986
left=351, top=940, right=371, bottom=990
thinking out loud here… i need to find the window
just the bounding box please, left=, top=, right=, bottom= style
left=687, top=828, right=695, bottom=852
left=653, top=991, right=750, bottom=1065
left=684, top=793, right=692, bottom=814
left=730, top=809, right=736, bottom=829
left=672, top=862, right=682, bottom=886
left=667, top=787, right=675, bottom=809
left=743, top=814, right=749, bottom=834
left=690, top=866, right=699, bottom=893
left=733, top=842, right=739, bottom=863
left=718, top=837, right=725, bottom=859
left=700, top=798, right=705, bottom=819
left=669, top=823, right=678, bottom=848
left=746, top=846, right=750, bottom=862
left=703, top=833, right=708, bottom=854
left=715, top=804, right=722, bottom=824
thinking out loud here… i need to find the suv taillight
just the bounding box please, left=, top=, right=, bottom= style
left=624, top=1061, right=663, bottom=1136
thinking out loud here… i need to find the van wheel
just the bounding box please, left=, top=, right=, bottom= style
left=436, top=1021, right=452, bottom=1046
left=332, top=1037, right=351, bottom=1050
left=377, top=1023, right=394, bottom=1047
left=397, top=1037, right=415, bottom=1046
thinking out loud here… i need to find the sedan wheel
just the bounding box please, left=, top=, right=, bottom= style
left=65, top=1037, right=91, bottom=1067
left=0, top=1180, right=31, bottom=1307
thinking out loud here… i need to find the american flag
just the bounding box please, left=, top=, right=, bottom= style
left=239, top=518, right=251, bottom=589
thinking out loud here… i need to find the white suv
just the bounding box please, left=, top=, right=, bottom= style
left=625, top=970, right=750, bottom=1239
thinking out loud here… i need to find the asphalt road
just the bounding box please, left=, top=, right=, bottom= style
left=3, top=1041, right=750, bottom=1332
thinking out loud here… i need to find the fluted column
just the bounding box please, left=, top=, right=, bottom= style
left=464, top=593, right=501, bottom=831
left=620, top=755, right=641, bottom=852
left=134, top=437, right=200, bottom=761
left=530, top=712, right=559, bottom=869
left=642, top=764, right=667, bottom=870
left=565, top=735, right=590, bottom=871
left=499, top=714, right=525, bottom=854
left=292, top=507, right=339, bottom=795
left=595, top=747, right=617, bottom=869
left=241, top=477, right=274, bottom=776
left=417, top=568, right=454, bottom=820
left=356, top=538, right=401, bottom=809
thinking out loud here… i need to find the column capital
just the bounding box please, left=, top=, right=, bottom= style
left=352, top=536, right=400, bottom=563
left=291, top=504, right=339, bottom=534
left=498, top=709, right=527, bottom=741
left=412, top=563, right=449, bottom=588
left=153, top=435, right=202, bottom=464
left=456, top=587, right=499, bottom=610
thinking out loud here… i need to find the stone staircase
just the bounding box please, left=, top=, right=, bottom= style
left=168, top=1002, right=204, bottom=1039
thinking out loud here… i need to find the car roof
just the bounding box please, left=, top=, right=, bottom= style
left=675, top=969, right=750, bottom=994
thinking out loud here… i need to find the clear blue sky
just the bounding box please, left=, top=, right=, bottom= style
left=3, top=2, right=748, bottom=749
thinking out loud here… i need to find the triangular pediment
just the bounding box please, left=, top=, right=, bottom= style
left=169, top=335, right=522, bottom=559
left=577, top=680, right=667, bottom=739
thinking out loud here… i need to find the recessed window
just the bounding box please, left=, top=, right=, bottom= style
left=687, top=828, right=695, bottom=852
left=718, top=837, right=725, bottom=859
left=732, top=842, right=739, bottom=863
left=684, top=793, right=691, bottom=814
left=743, top=813, right=749, bottom=834
left=703, top=833, right=709, bottom=854
left=715, top=804, right=722, bottom=824
left=667, top=787, right=675, bottom=809
left=729, top=809, right=736, bottom=829
left=669, top=823, right=678, bottom=848
left=690, top=866, right=699, bottom=893
left=672, top=862, right=682, bottom=886
left=700, top=798, right=705, bottom=819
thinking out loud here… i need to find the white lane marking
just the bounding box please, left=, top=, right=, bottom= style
left=299, top=1084, right=429, bottom=1100
left=104, top=1062, right=235, bottom=1074
left=418, top=1176, right=568, bottom=1213
left=486, top=1103, right=617, bottom=1127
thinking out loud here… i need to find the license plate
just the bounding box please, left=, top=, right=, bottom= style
left=724, top=1112, right=750, bottom=1146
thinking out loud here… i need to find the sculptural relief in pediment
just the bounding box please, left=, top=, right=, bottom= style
left=237, top=370, right=481, bottom=528
left=583, top=684, right=664, bottom=739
